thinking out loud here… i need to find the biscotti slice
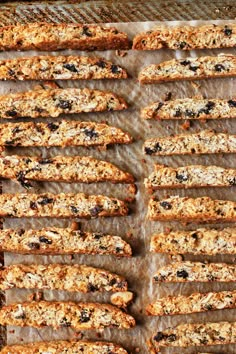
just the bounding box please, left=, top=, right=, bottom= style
left=0, top=155, right=134, bottom=187
left=0, top=22, right=129, bottom=51
left=139, top=55, right=236, bottom=84
left=0, top=340, right=128, bottom=354
left=141, top=97, right=236, bottom=120
left=0, top=264, right=127, bottom=293
left=150, top=227, right=236, bottom=255
left=0, top=193, right=128, bottom=218
left=0, top=88, right=127, bottom=119
left=0, top=227, right=132, bottom=257
left=0, top=301, right=135, bottom=330
left=145, top=164, right=236, bottom=190
left=148, top=195, right=236, bottom=222
left=0, top=55, right=128, bottom=81
left=153, top=261, right=236, bottom=283
left=0, top=121, right=132, bottom=147
left=133, top=24, right=236, bottom=50
left=150, top=321, right=236, bottom=352
left=144, top=130, right=236, bottom=156
left=147, top=290, right=236, bottom=316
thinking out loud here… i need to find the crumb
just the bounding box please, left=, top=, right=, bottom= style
left=169, top=254, right=184, bottom=262
left=9, top=330, right=15, bottom=333
left=28, top=291, right=43, bottom=301
left=128, top=183, right=137, bottom=195
left=200, top=118, right=207, bottom=124
left=180, top=120, right=191, bottom=130
left=141, top=159, right=146, bottom=163
left=164, top=227, right=172, bottom=233
left=135, top=348, right=140, bottom=353
left=191, top=81, right=201, bottom=89
left=71, top=221, right=79, bottom=230
left=110, top=291, right=134, bottom=308
left=74, top=331, right=83, bottom=339
left=116, top=49, right=128, bottom=57
left=126, top=231, right=133, bottom=238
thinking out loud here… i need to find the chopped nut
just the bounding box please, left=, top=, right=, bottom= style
left=110, top=291, right=134, bottom=308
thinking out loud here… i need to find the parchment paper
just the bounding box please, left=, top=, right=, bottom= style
left=1, top=20, right=236, bottom=353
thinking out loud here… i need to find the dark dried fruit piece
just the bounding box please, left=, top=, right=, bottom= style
left=82, top=26, right=92, bottom=37
left=223, top=27, right=232, bottom=36
left=70, top=206, right=79, bottom=213
left=37, top=197, right=54, bottom=206
left=63, top=63, right=78, bottom=72
left=8, top=69, right=15, bottom=76
left=179, top=41, right=187, bottom=49
left=176, top=269, right=189, bottom=279
left=176, top=173, right=188, bottom=182
left=60, top=317, right=71, bottom=327
left=215, top=64, right=225, bottom=72
left=38, top=159, right=53, bottom=164
left=30, top=201, right=37, bottom=210
left=5, top=109, right=17, bottom=117
left=87, top=283, right=98, bottom=292
left=80, top=309, right=90, bottom=323
left=228, top=177, right=236, bottom=185
left=154, top=332, right=165, bottom=341
left=160, top=201, right=172, bottom=210
left=90, top=205, right=103, bottom=217
left=95, top=60, right=106, bottom=68
left=39, top=236, right=52, bottom=244
left=111, top=65, right=120, bottom=74
left=47, top=122, right=59, bottom=131
left=228, top=99, right=236, bottom=107
left=27, top=242, right=40, bottom=250
left=57, top=99, right=72, bottom=110
left=180, top=60, right=190, bottom=66
left=83, top=128, right=99, bottom=139
left=154, top=102, right=164, bottom=112
left=189, top=65, right=199, bottom=72
left=167, top=334, right=177, bottom=342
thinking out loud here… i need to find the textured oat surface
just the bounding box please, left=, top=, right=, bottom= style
left=2, top=19, right=236, bottom=354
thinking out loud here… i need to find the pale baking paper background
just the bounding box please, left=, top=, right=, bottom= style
left=1, top=20, right=236, bottom=353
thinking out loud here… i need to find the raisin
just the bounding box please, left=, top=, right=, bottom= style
left=70, top=206, right=79, bottom=213
left=83, top=128, right=99, bottom=139
left=28, top=242, right=40, bottom=250
left=185, top=109, right=195, bottom=117
left=179, top=41, right=187, bottom=49
left=47, top=122, right=59, bottom=131
left=39, top=236, right=52, bottom=244
left=90, top=205, right=103, bottom=217
left=63, top=63, right=78, bottom=72
left=38, top=158, right=53, bottom=164
left=60, top=317, right=71, bottom=327
left=215, top=64, right=225, bottom=72
left=16, top=171, right=32, bottom=189
left=200, top=338, right=208, bottom=345
left=18, top=229, right=25, bottom=236
left=87, top=283, right=98, bottom=292
left=144, top=147, right=155, bottom=155
left=96, top=60, right=106, bottom=68
left=5, top=109, right=17, bottom=117
left=176, top=173, right=188, bottom=182
left=191, top=232, right=198, bottom=240
left=228, top=99, right=236, bottom=107
left=111, top=65, right=120, bottom=74
left=223, top=27, right=232, bottom=36
left=189, top=65, right=199, bottom=72
left=207, top=274, right=216, bottom=281
left=25, top=158, right=32, bottom=164
left=174, top=109, right=182, bottom=117
left=176, top=269, right=188, bottom=278
left=57, top=99, right=72, bottom=110
left=80, top=309, right=90, bottom=323
left=154, top=102, right=164, bottom=112
left=82, top=26, right=92, bottom=37
left=116, top=247, right=122, bottom=253
left=229, top=177, right=236, bottom=185
left=37, top=197, right=54, bottom=205
left=94, top=234, right=102, bottom=240
left=34, top=107, right=44, bottom=113
left=205, top=304, right=213, bottom=310
left=167, top=334, right=176, bottom=342
left=160, top=201, right=172, bottom=210
left=180, top=60, right=190, bottom=66
left=5, top=139, right=17, bottom=145
left=30, top=201, right=37, bottom=210
left=154, top=332, right=165, bottom=341
left=198, top=101, right=215, bottom=115
left=8, top=69, right=15, bottom=76
left=109, top=278, right=117, bottom=286
left=116, top=280, right=126, bottom=289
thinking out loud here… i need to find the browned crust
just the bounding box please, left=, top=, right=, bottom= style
left=0, top=155, right=134, bottom=186
left=0, top=301, right=136, bottom=330
left=147, top=196, right=236, bottom=222
left=0, top=227, right=132, bottom=257
left=0, top=340, right=128, bottom=354
left=0, top=120, right=133, bottom=147
left=0, top=22, right=129, bottom=51
left=0, top=263, right=128, bottom=293
left=0, top=88, right=128, bottom=119
left=133, top=24, right=236, bottom=50
left=0, top=56, right=128, bottom=81
left=0, top=193, right=129, bottom=218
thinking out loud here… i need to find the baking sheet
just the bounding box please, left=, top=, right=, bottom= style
left=1, top=20, right=236, bottom=353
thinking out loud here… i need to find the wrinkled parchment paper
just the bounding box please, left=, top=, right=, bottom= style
left=1, top=20, right=236, bottom=353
